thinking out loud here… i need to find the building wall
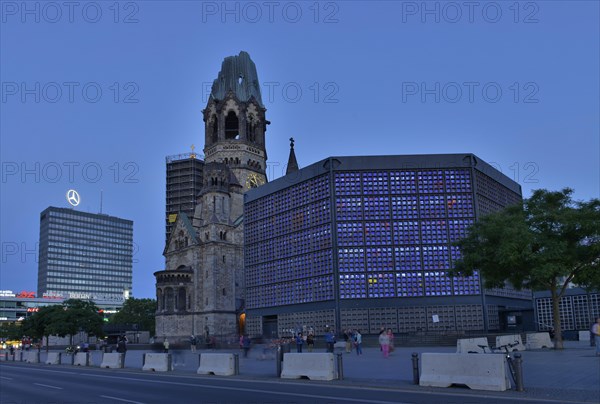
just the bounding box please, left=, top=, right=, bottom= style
left=534, top=289, right=600, bottom=331
left=37, top=207, right=133, bottom=300
left=245, top=155, right=527, bottom=336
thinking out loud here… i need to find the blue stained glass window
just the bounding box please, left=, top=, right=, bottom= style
left=339, top=273, right=366, bottom=299
left=363, top=172, right=389, bottom=194
left=390, top=171, right=417, bottom=194
left=419, top=195, right=446, bottom=218
left=391, top=196, right=419, bottom=219
left=453, top=271, right=480, bottom=295
left=366, top=247, right=393, bottom=271
left=396, top=272, right=424, bottom=296
left=367, top=273, right=396, bottom=298
left=338, top=248, right=365, bottom=272
left=422, top=245, right=450, bottom=270
left=336, top=197, right=362, bottom=221
left=364, top=196, right=390, bottom=220
left=445, top=169, right=472, bottom=193
left=335, top=172, right=361, bottom=195
left=365, top=222, right=392, bottom=245
left=417, top=170, right=444, bottom=193
left=394, top=246, right=421, bottom=271
left=393, top=221, right=419, bottom=244
left=446, top=195, right=474, bottom=217
left=448, top=219, right=474, bottom=242
left=337, top=222, right=364, bottom=246
left=420, top=220, right=448, bottom=244
left=449, top=245, right=461, bottom=265
left=424, top=271, right=453, bottom=296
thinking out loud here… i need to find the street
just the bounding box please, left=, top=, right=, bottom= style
left=0, top=362, right=593, bottom=404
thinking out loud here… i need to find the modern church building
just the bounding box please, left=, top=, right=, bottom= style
left=244, top=154, right=532, bottom=338
left=37, top=207, right=133, bottom=301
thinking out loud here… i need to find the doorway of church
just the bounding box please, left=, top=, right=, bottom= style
left=263, top=316, right=278, bottom=338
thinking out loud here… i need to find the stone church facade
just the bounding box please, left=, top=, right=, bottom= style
left=154, top=52, right=268, bottom=342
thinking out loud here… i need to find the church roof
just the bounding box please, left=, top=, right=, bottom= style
left=210, top=51, right=263, bottom=107
left=163, top=212, right=198, bottom=255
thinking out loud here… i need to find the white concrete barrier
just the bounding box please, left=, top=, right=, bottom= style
left=333, top=341, right=345, bottom=351
left=142, top=353, right=171, bottom=372
left=73, top=352, right=90, bottom=366
left=578, top=331, right=590, bottom=341
left=281, top=353, right=337, bottom=381
left=419, top=353, right=510, bottom=391
left=495, top=334, right=526, bottom=352
left=100, top=352, right=123, bottom=368
left=197, top=353, right=235, bottom=376
left=525, top=332, right=553, bottom=349
left=25, top=351, right=40, bottom=363
left=456, top=337, right=490, bottom=353
left=45, top=352, right=61, bottom=365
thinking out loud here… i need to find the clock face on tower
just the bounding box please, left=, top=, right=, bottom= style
left=245, top=173, right=265, bottom=189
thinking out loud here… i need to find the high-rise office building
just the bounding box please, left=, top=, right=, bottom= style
left=37, top=207, right=133, bottom=301
left=165, top=152, right=204, bottom=242
left=244, top=154, right=532, bottom=337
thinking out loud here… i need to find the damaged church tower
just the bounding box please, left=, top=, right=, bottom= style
left=155, top=52, right=268, bottom=342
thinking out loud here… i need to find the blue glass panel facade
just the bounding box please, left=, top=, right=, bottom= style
left=245, top=175, right=334, bottom=308
left=245, top=165, right=485, bottom=309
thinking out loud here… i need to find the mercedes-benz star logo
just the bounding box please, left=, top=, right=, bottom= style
left=66, top=189, right=80, bottom=207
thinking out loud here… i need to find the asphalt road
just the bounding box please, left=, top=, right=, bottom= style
left=0, top=362, right=593, bottom=404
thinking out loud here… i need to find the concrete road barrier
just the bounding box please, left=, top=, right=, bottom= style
left=45, top=352, right=61, bottom=365
left=578, top=331, right=590, bottom=341
left=419, top=353, right=510, bottom=391
left=456, top=337, right=490, bottom=353
left=197, top=353, right=235, bottom=376
left=25, top=351, right=40, bottom=363
left=100, top=352, right=123, bottom=369
left=280, top=353, right=337, bottom=381
left=496, top=334, right=526, bottom=351
left=526, top=332, right=553, bottom=349
left=142, top=353, right=171, bottom=372
left=73, top=352, right=90, bottom=366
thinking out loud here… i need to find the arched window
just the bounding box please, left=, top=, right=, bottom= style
left=211, top=116, right=218, bottom=143
left=165, top=288, right=174, bottom=312
left=178, top=288, right=186, bottom=311
left=247, top=116, right=255, bottom=141
left=225, top=111, right=239, bottom=139
left=157, top=289, right=163, bottom=311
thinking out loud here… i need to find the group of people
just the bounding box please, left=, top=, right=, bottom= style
left=291, top=329, right=364, bottom=355
left=293, top=331, right=316, bottom=352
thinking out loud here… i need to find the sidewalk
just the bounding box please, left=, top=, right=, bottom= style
left=5, top=341, right=599, bottom=402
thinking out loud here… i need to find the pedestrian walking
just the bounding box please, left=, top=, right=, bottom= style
left=344, top=330, right=353, bottom=353
left=242, top=334, right=251, bottom=358
left=306, top=332, right=315, bottom=352
left=295, top=332, right=304, bottom=353
left=379, top=329, right=390, bottom=358
left=163, top=338, right=170, bottom=353
left=325, top=329, right=336, bottom=353
left=190, top=335, right=197, bottom=352
left=592, top=317, right=600, bottom=356
left=354, top=330, right=362, bottom=355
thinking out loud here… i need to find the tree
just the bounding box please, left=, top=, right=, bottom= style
left=53, top=299, right=104, bottom=345
left=450, top=188, right=600, bottom=349
left=109, top=298, right=156, bottom=334
left=0, top=322, right=22, bottom=341
left=21, top=305, right=64, bottom=351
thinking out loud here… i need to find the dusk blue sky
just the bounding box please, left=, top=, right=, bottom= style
left=1, top=1, right=598, bottom=299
